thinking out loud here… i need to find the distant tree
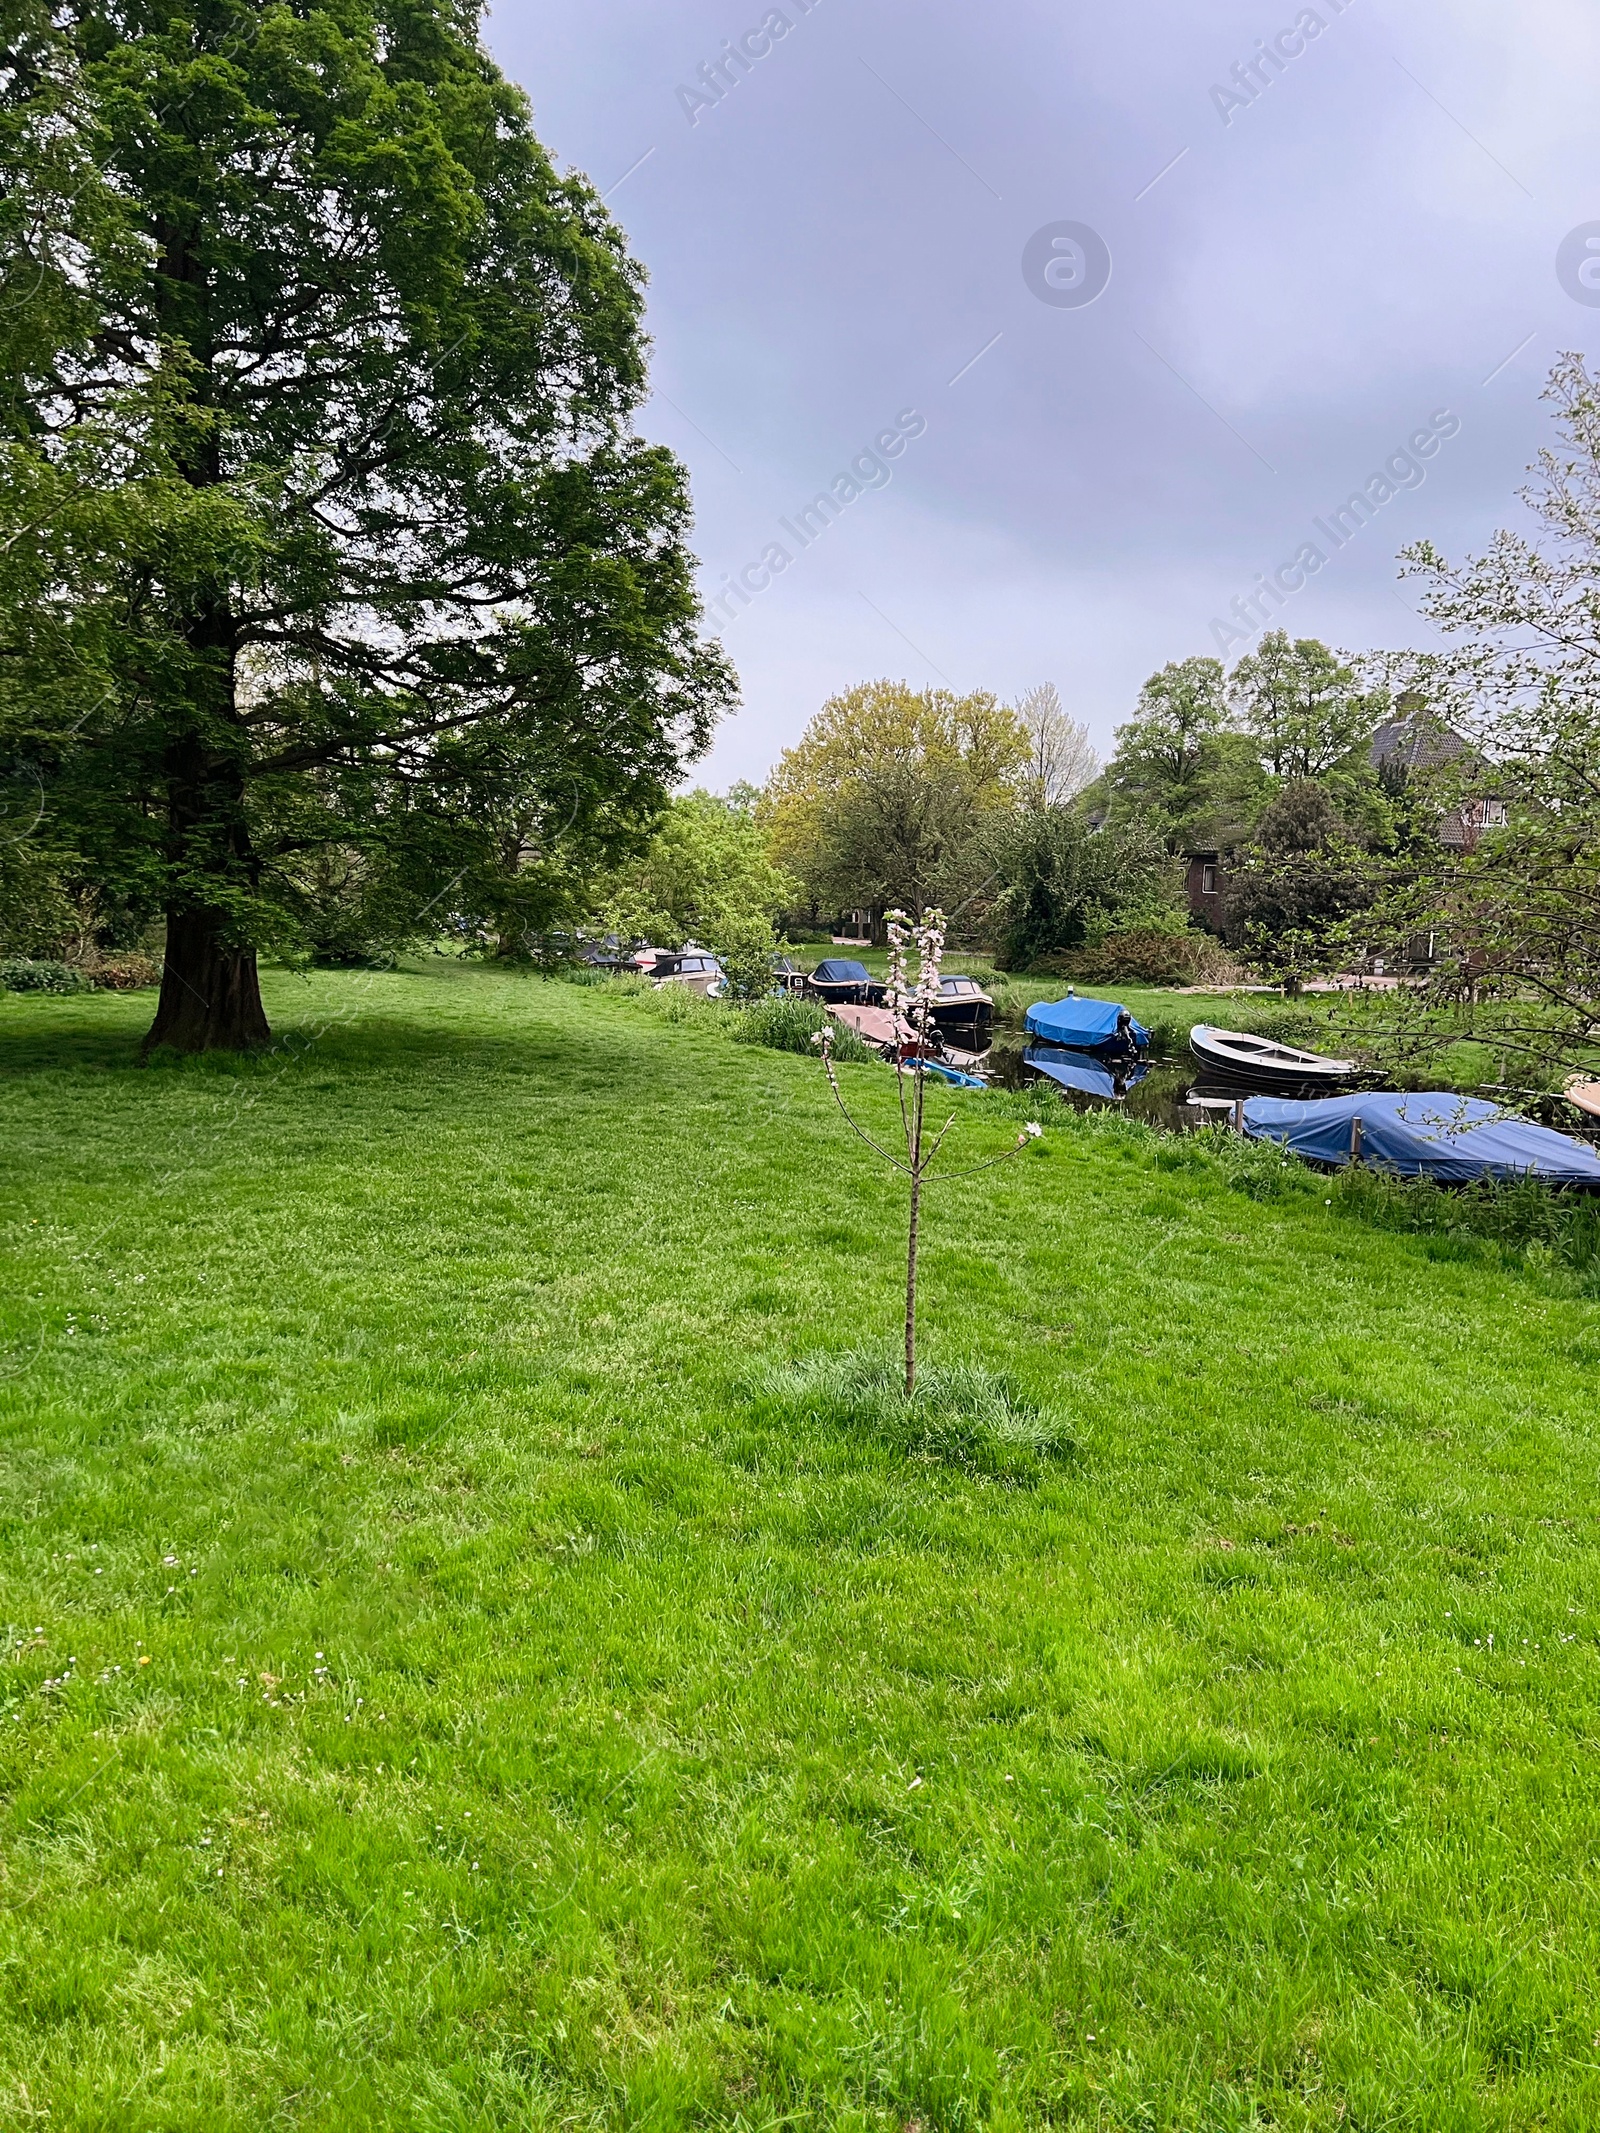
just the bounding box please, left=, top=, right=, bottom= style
left=0, top=0, right=733, bottom=1049
left=1015, top=683, right=1099, bottom=807
left=1228, top=633, right=1381, bottom=782
left=985, top=806, right=1174, bottom=970
left=1225, top=780, right=1372, bottom=990
left=763, top=680, right=1029, bottom=921
left=1102, top=656, right=1268, bottom=849
left=594, top=790, right=796, bottom=980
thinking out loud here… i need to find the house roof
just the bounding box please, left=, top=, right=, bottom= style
left=1369, top=715, right=1467, bottom=773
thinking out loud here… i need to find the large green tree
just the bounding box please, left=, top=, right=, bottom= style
left=1101, top=655, right=1267, bottom=850
left=1372, top=356, right=1600, bottom=1076
left=590, top=787, right=797, bottom=986
left=762, top=680, right=1029, bottom=925
left=0, top=0, right=733, bottom=1047
left=1227, top=632, right=1380, bottom=784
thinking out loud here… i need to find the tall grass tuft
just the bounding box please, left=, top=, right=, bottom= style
left=748, top=1349, right=1075, bottom=1480
left=731, top=992, right=873, bottom=1062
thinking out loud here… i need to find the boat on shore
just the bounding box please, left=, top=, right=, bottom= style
left=1243, top=1091, right=1600, bottom=1185
left=1024, top=992, right=1149, bottom=1059
left=1563, top=1075, right=1600, bottom=1122
left=1189, top=1023, right=1356, bottom=1091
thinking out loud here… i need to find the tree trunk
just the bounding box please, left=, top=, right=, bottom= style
left=904, top=1069, right=925, bottom=1397
left=143, top=909, right=270, bottom=1053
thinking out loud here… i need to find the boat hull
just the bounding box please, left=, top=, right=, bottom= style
left=929, top=999, right=993, bottom=1048
left=1189, top=1025, right=1355, bottom=1092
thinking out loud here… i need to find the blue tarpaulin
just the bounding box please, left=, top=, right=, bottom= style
left=1024, top=994, right=1150, bottom=1053
left=920, top=1059, right=987, bottom=1090
left=1243, top=1091, right=1600, bottom=1185
left=1025, top=1046, right=1149, bottom=1100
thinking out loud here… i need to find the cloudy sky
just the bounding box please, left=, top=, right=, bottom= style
left=486, top=0, right=1600, bottom=785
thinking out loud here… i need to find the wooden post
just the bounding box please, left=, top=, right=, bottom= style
left=1233, top=1097, right=1244, bottom=1134
left=1351, top=1113, right=1364, bottom=1165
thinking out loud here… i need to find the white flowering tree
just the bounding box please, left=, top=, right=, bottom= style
left=813, top=907, right=1041, bottom=1395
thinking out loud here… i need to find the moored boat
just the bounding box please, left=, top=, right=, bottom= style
left=1243, top=1091, right=1600, bottom=1185
left=828, top=1002, right=989, bottom=1081
left=928, top=975, right=994, bottom=1048
left=805, top=957, right=881, bottom=1007
left=1189, top=1022, right=1356, bottom=1090
left=1024, top=992, right=1150, bottom=1058
left=648, top=949, right=725, bottom=997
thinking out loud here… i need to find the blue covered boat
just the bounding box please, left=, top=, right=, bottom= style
left=1025, top=1046, right=1149, bottom=1101
left=1243, top=1091, right=1600, bottom=1186
left=1024, top=992, right=1150, bottom=1058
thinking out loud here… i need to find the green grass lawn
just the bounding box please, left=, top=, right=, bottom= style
left=3, top=963, right=1598, bottom=2130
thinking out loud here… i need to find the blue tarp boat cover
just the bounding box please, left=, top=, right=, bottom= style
left=1243, top=1091, right=1600, bottom=1185
left=1025, top=1046, right=1149, bottom=1101
left=813, top=958, right=871, bottom=983
left=1024, top=994, right=1150, bottom=1052
left=921, top=1059, right=987, bottom=1090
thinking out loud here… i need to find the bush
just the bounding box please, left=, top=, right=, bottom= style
left=1042, top=928, right=1245, bottom=988
left=90, top=954, right=161, bottom=990
left=730, top=993, right=874, bottom=1062
left=0, top=958, right=95, bottom=994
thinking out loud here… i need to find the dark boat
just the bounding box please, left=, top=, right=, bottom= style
left=928, top=975, right=994, bottom=1049
left=1189, top=1023, right=1356, bottom=1091
left=805, top=957, right=882, bottom=1007
left=1024, top=992, right=1150, bottom=1059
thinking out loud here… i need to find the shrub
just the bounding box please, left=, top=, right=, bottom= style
left=1042, top=927, right=1245, bottom=988
left=730, top=992, right=872, bottom=1062
left=90, top=954, right=161, bottom=990
left=0, top=958, right=95, bottom=994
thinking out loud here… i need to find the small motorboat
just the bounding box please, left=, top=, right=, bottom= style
left=648, top=949, right=725, bottom=998
left=1563, top=1075, right=1600, bottom=1122
left=928, top=975, right=994, bottom=1049
left=1024, top=991, right=1150, bottom=1059
left=1243, top=1091, right=1600, bottom=1185
left=805, top=957, right=882, bottom=1007
left=828, top=1003, right=906, bottom=1051
left=1189, top=1023, right=1356, bottom=1090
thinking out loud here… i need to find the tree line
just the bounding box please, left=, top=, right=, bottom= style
left=1, top=0, right=1595, bottom=1074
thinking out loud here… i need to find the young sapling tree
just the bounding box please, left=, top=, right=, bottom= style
left=812, top=908, right=1041, bottom=1395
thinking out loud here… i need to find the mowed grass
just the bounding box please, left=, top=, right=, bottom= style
left=2, top=962, right=1598, bottom=2132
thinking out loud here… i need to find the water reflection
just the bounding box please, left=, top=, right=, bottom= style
left=987, top=1040, right=1290, bottom=1133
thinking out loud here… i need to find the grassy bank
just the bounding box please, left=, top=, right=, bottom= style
left=3, top=962, right=1598, bottom=2130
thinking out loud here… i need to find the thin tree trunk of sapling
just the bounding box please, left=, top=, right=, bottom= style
left=812, top=908, right=1042, bottom=1404
left=905, top=1064, right=926, bottom=1396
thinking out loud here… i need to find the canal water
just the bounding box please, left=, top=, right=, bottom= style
left=984, top=1038, right=1236, bottom=1132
